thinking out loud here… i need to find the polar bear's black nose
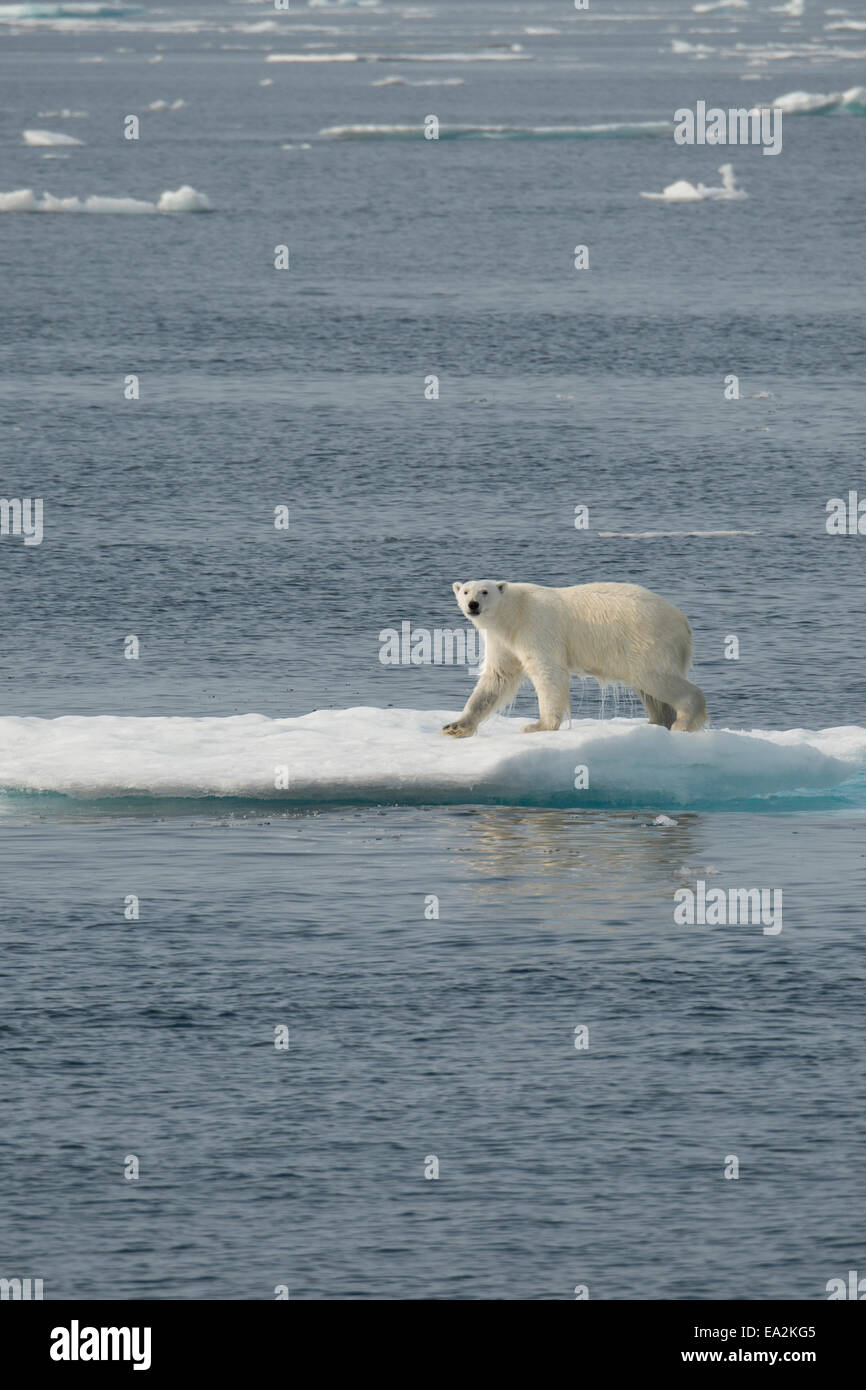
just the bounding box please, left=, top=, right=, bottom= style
left=468, top=600, right=479, bottom=613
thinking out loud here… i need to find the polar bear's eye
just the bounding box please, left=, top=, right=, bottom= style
left=481, top=590, right=487, bottom=595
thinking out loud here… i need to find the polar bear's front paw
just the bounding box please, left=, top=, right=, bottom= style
left=521, top=721, right=543, bottom=733
left=442, top=720, right=475, bottom=738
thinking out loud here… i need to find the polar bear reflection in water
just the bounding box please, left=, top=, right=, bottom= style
left=442, top=580, right=707, bottom=738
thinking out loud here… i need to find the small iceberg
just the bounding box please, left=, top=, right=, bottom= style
left=759, top=87, right=866, bottom=116
left=22, top=129, right=84, bottom=146
left=0, top=184, right=212, bottom=213
left=641, top=164, right=747, bottom=202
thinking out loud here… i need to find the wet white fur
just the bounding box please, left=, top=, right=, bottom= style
left=442, top=580, right=707, bottom=736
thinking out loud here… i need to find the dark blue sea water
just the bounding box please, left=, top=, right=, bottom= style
left=1, top=0, right=865, bottom=1300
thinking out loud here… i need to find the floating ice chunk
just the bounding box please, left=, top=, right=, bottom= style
left=698, top=162, right=748, bottom=198
left=640, top=178, right=706, bottom=202
left=155, top=184, right=211, bottom=212
left=641, top=165, right=747, bottom=201
left=0, top=184, right=212, bottom=213
left=371, top=73, right=464, bottom=85
left=267, top=51, right=361, bottom=62
left=0, top=710, right=863, bottom=810
left=762, top=86, right=866, bottom=113
left=22, top=129, right=84, bottom=145
left=0, top=4, right=142, bottom=14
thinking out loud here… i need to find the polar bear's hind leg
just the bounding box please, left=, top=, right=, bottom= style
left=638, top=691, right=677, bottom=729
left=644, top=674, right=707, bottom=732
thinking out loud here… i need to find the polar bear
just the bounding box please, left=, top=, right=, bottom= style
left=442, top=579, right=707, bottom=737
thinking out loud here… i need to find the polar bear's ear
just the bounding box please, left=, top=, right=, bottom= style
left=496, top=582, right=507, bottom=592
left=452, top=581, right=463, bottom=596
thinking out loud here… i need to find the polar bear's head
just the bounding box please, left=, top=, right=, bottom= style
left=452, top=579, right=506, bottom=626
